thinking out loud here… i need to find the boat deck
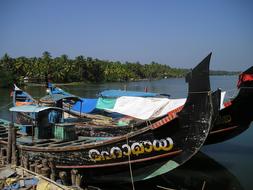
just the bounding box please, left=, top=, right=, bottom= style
left=10, top=133, right=113, bottom=147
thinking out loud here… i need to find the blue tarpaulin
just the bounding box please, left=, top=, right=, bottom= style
left=71, top=98, right=98, bottom=113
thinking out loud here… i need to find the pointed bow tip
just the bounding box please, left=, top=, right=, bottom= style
left=192, top=53, right=212, bottom=73
left=243, top=66, right=253, bottom=74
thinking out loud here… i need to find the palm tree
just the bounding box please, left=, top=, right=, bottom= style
left=75, top=55, right=86, bottom=80
left=42, top=51, right=52, bottom=77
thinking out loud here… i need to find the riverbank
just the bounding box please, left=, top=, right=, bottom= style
left=21, top=78, right=152, bottom=87
left=25, top=81, right=88, bottom=87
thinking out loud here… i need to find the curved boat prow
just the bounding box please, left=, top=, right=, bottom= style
left=228, top=65, right=253, bottom=128
left=12, top=84, right=36, bottom=107
left=173, top=53, right=212, bottom=160
left=237, top=66, right=253, bottom=89
left=236, top=66, right=253, bottom=103
left=206, top=66, right=253, bottom=145
left=185, top=52, right=211, bottom=94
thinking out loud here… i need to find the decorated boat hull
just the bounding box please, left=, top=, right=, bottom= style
left=1, top=53, right=214, bottom=184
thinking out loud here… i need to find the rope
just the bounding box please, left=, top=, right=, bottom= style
left=222, top=87, right=252, bottom=99
left=221, top=88, right=237, bottom=99
left=177, top=86, right=253, bottom=95
left=157, top=185, right=176, bottom=190
left=239, top=86, right=253, bottom=89
left=188, top=90, right=211, bottom=94
left=230, top=89, right=238, bottom=99
left=126, top=133, right=135, bottom=190
left=225, top=88, right=237, bottom=92
left=126, top=119, right=153, bottom=190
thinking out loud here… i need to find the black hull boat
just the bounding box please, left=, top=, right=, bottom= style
left=205, top=66, right=253, bottom=145
left=0, top=54, right=213, bottom=184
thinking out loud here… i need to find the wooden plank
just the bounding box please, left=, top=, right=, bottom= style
left=48, top=138, right=94, bottom=147
left=34, top=140, right=63, bottom=147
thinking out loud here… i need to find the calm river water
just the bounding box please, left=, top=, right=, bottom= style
left=0, top=76, right=252, bottom=189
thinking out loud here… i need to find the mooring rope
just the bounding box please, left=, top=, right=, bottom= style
left=126, top=134, right=135, bottom=190
left=188, top=90, right=211, bottom=94
left=225, top=88, right=238, bottom=92
left=126, top=119, right=153, bottom=190
left=227, top=88, right=238, bottom=99
left=240, top=86, right=253, bottom=89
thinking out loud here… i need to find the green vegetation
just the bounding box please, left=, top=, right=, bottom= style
left=0, top=52, right=239, bottom=88
left=210, top=70, right=239, bottom=75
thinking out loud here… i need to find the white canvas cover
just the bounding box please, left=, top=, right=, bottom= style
left=106, top=96, right=186, bottom=120
left=106, top=91, right=227, bottom=120
left=152, top=98, right=187, bottom=118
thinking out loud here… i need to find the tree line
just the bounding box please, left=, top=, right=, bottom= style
left=0, top=51, right=239, bottom=88
left=0, top=51, right=188, bottom=88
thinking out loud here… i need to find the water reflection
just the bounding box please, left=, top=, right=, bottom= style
left=101, top=151, right=243, bottom=190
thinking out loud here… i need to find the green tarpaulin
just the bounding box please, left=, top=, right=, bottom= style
left=96, top=98, right=116, bottom=110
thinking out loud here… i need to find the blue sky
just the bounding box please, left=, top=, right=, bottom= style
left=0, top=0, right=252, bottom=71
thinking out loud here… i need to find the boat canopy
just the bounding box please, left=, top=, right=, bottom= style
left=9, top=105, right=62, bottom=113
left=99, top=89, right=158, bottom=98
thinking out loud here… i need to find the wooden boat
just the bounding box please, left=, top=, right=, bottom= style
left=0, top=53, right=213, bottom=184
left=12, top=84, right=36, bottom=106
left=205, top=66, right=253, bottom=145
